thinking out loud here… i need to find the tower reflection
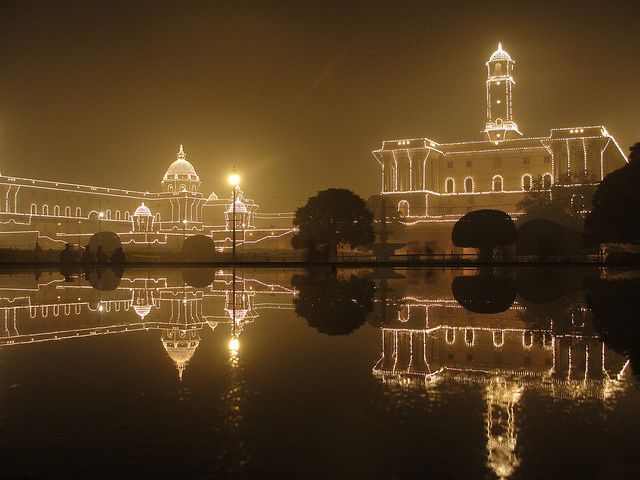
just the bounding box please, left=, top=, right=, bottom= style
left=371, top=269, right=630, bottom=479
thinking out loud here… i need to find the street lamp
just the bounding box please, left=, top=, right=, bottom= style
left=228, top=169, right=240, bottom=262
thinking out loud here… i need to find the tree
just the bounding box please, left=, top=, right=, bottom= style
left=291, top=270, right=375, bottom=335
left=517, top=171, right=597, bottom=230
left=587, top=277, right=640, bottom=378
left=585, top=143, right=640, bottom=245
left=452, top=209, right=517, bottom=261
left=452, top=270, right=517, bottom=313
left=292, top=189, right=375, bottom=259
left=182, top=235, right=216, bottom=262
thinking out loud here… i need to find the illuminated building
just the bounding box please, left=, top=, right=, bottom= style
left=0, top=145, right=295, bottom=252
left=372, top=44, right=628, bottom=251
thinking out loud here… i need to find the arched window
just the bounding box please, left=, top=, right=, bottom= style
left=65, top=206, right=71, bottom=216
left=464, top=177, right=474, bottom=193
left=492, top=175, right=503, bottom=192
left=492, top=330, right=504, bottom=348
left=445, top=328, right=456, bottom=345
left=104, top=209, right=110, bottom=220
left=542, top=173, right=552, bottom=189
left=125, top=211, right=130, bottom=221
left=30, top=204, right=37, bottom=215
left=464, top=328, right=475, bottom=347
left=53, top=205, right=60, bottom=216
left=42, top=205, right=49, bottom=215
left=397, top=200, right=409, bottom=217
left=398, top=305, right=410, bottom=322
left=571, top=194, right=585, bottom=211
left=115, top=210, right=121, bottom=220
left=192, top=185, right=197, bottom=192
left=522, top=174, right=532, bottom=191
left=75, top=207, right=82, bottom=217
left=155, top=213, right=161, bottom=223
left=168, top=184, right=173, bottom=191
left=445, top=178, right=454, bottom=194
left=179, top=184, right=186, bottom=191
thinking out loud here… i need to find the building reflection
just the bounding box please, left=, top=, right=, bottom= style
left=371, top=269, right=630, bottom=480
left=0, top=268, right=295, bottom=380
left=0, top=268, right=635, bottom=478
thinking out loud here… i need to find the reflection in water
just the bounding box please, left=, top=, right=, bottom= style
left=291, top=269, right=375, bottom=335
left=0, top=268, right=295, bottom=381
left=0, top=267, right=639, bottom=478
left=372, top=268, right=632, bottom=479
left=486, top=377, right=521, bottom=480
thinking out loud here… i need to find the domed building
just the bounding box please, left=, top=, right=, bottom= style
left=131, top=202, right=154, bottom=232
left=161, top=145, right=201, bottom=193
left=161, top=327, right=201, bottom=381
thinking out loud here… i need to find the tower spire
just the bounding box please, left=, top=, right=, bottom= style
left=177, top=144, right=186, bottom=160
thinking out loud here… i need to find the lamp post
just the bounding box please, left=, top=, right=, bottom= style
left=228, top=265, right=239, bottom=356
left=98, top=210, right=104, bottom=252
left=228, top=169, right=240, bottom=262
left=182, top=218, right=187, bottom=248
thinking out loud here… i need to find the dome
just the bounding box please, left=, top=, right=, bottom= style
left=133, top=202, right=152, bottom=217
left=133, top=304, right=152, bottom=319
left=489, top=43, right=512, bottom=63
left=226, top=198, right=248, bottom=214
left=162, top=328, right=200, bottom=381
left=163, top=145, right=200, bottom=182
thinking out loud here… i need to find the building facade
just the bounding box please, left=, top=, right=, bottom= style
left=0, top=145, right=294, bottom=252
left=372, top=44, right=628, bottom=251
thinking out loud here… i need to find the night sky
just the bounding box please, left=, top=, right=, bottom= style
left=0, top=1, right=638, bottom=211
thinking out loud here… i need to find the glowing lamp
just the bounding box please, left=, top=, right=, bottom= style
left=228, top=336, right=240, bottom=353
left=228, top=173, right=240, bottom=186
left=99, top=211, right=104, bottom=218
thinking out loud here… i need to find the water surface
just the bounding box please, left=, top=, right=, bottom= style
left=0, top=267, right=639, bottom=479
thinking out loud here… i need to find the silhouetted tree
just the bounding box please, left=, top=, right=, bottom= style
left=89, top=231, right=122, bottom=257
left=452, top=209, right=517, bottom=261
left=517, top=218, right=593, bottom=256
left=96, top=245, right=107, bottom=264
left=291, top=270, right=375, bottom=335
left=81, top=245, right=95, bottom=264
left=60, top=243, right=76, bottom=264
left=585, top=143, right=640, bottom=245
left=367, top=194, right=405, bottom=260
left=182, top=268, right=215, bottom=288
left=517, top=267, right=596, bottom=333
left=452, top=270, right=517, bottom=313
left=587, top=277, right=640, bottom=377
left=110, top=247, right=126, bottom=264
left=292, top=189, right=375, bottom=260
left=517, top=171, right=597, bottom=231
left=34, top=242, right=43, bottom=262
left=182, top=235, right=216, bottom=262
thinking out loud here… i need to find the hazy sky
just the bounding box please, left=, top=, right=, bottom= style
left=0, top=1, right=638, bottom=211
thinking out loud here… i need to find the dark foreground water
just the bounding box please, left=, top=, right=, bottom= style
left=0, top=267, right=639, bottom=479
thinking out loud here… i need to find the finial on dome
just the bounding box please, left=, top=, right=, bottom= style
left=178, top=144, right=186, bottom=160
left=498, top=42, right=503, bottom=51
